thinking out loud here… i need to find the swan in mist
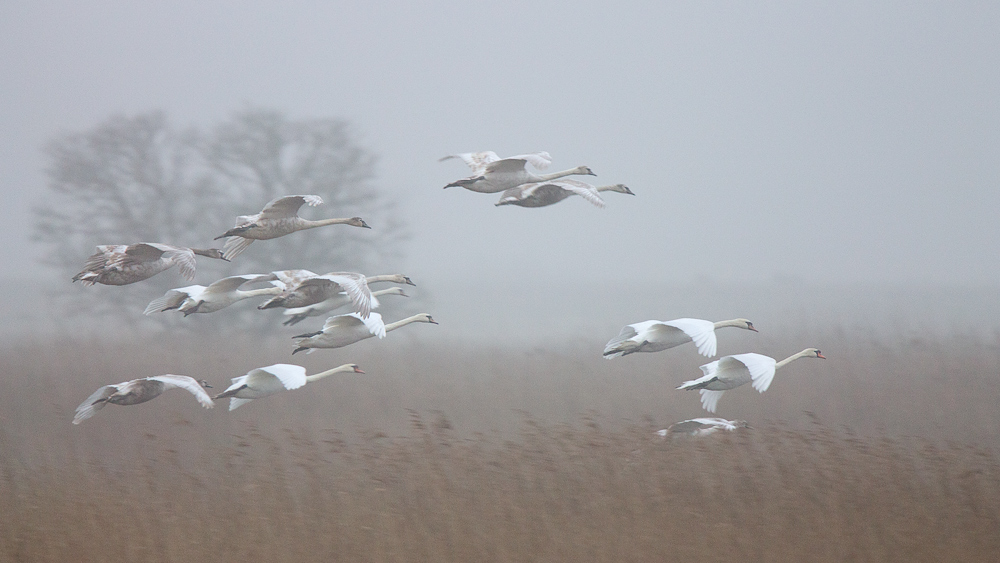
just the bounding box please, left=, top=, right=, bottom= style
left=677, top=348, right=826, bottom=413
left=258, top=271, right=375, bottom=318
left=283, top=286, right=409, bottom=326
left=440, top=151, right=595, bottom=193
left=292, top=312, right=437, bottom=354
left=657, top=418, right=750, bottom=438
left=73, top=375, right=214, bottom=424
left=213, top=363, right=365, bottom=411
left=603, top=318, right=757, bottom=359
left=495, top=180, right=634, bottom=208
left=143, top=274, right=285, bottom=316
left=214, top=195, right=370, bottom=260
left=72, top=243, right=226, bottom=286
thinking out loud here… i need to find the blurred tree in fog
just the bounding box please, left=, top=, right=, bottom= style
left=34, top=109, right=407, bottom=330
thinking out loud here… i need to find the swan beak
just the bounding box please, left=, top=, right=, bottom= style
left=816, top=352, right=826, bottom=359
left=353, top=367, right=366, bottom=374
left=748, top=326, right=759, bottom=332
left=404, top=277, right=416, bottom=286
left=360, top=220, right=372, bottom=229
left=428, top=317, right=439, bottom=324
left=203, top=382, right=213, bottom=389
left=623, top=186, right=635, bottom=195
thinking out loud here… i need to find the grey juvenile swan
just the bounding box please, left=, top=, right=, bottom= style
left=73, top=243, right=226, bottom=286
left=73, top=375, right=214, bottom=424
left=496, top=180, right=634, bottom=208
left=440, top=151, right=595, bottom=193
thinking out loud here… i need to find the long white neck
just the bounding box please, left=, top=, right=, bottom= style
left=713, top=319, right=746, bottom=329
left=535, top=167, right=589, bottom=182
left=385, top=315, right=428, bottom=332
left=594, top=184, right=625, bottom=192
left=372, top=287, right=406, bottom=298
left=305, top=364, right=355, bottom=382
left=367, top=274, right=407, bottom=284
left=301, top=217, right=357, bottom=229
left=776, top=349, right=813, bottom=370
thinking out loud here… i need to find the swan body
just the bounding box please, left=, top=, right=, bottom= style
left=72, top=243, right=226, bottom=286
left=677, top=348, right=826, bottom=412
left=496, top=180, right=633, bottom=208
left=603, top=318, right=757, bottom=359
left=657, top=418, right=750, bottom=438
left=144, top=274, right=284, bottom=316
left=441, top=151, right=595, bottom=193
left=292, top=312, right=437, bottom=354
left=73, top=375, right=214, bottom=424
left=258, top=272, right=375, bottom=318
left=282, top=286, right=409, bottom=326
left=213, top=363, right=364, bottom=411
left=215, top=195, right=371, bottom=260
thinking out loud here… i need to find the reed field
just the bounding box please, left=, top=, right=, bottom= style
left=2, top=326, right=999, bottom=561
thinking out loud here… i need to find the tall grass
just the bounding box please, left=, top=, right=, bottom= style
left=1, top=330, right=999, bottom=561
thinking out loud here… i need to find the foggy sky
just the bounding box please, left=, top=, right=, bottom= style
left=2, top=1, right=999, bottom=340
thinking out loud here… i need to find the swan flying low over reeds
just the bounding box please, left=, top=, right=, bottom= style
left=657, top=418, right=750, bottom=438
left=213, top=363, right=365, bottom=411
left=603, top=318, right=757, bottom=359
left=292, top=313, right=437, bottom=354
left=73, top=375, right=214, bottom=424
left=677, top=348, right=826, bottom=413
left=143, top=274, right=285, bottom=316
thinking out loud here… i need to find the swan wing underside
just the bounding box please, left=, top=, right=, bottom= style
left=603, top=324, right=640, bottom=358
left=731, top=353, right=778, bottom=392
left=699, top=390, right=726, bottom=413
left=250, top=364, right=308, bottom=391
left=439, top=151, right=501, bottom=174
left=663, top=318, right=717, bottom=357
left=316, top=273, right=372, bottom=318
left=73, top=385, right=118, bottom=424
left=143, top=286, right=202, bottom=315
left=549, top=180, right=605, bottom=207
left=147, top=375, right=214, bottom=408
left=259, top=195, right=324, bottom=219
left=228, top=398, right=253, bottom=411
left=222, top=236, right=255, bottom=261
left=204, top=274, right=268, bottom=294
left=484, top=158, right=531, bottom=174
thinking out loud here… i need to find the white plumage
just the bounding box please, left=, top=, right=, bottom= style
left=213, top=363, right=365, bottom=411
left=292, top=312, right=437, bottom=354
left=441, top=151, right=595, bottom=193
left=603, top=318, right=757, bottom=359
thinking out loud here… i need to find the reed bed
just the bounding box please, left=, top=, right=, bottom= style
left=1, top=330, right=999, bottom=561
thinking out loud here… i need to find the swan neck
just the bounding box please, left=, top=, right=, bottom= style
left=366, top=275, right=397, bottom=284
left=303, top=217, right=352, bottom=229
left=305, top=366, right=349, bottom=382
left=537, top=168, right=582, bottom=182
left=595, top=184, right=621, bottom=192
left=775, top=350, right=810, bottom=370
left=713, top=319, right=743, bottom=329
left=385, top=315, right=423, bottom=332
left=239, top=287, right=284, bottom=298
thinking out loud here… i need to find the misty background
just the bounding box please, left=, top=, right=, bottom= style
left=2, top=1, right=999, bottom=346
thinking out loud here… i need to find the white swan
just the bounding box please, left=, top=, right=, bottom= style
left=440, top=151, right=595, bottom=193
left=677, top=348, right=826, bottom=413
left=282, top=286, right=409, bottom=326
left=603, top=318, right=757, bottom=359
left=292, top=312, right=437, bottom=354
left=72, top=243, right=226, bottom=286
left=258, top=271, right=375, bottom=318
left=143, top=274, right=285, bottom=316
left=496, top=180, right=634, bottom=208
left=214, top=195, right=371, bottom=260
left=73, top=375, right=214, bottom=424
left=213, top=363, right=365, bottom=411
left=657, top=418, right=750, bottom=438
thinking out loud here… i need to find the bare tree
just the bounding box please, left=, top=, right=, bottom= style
left=34, top=109, right=407, bottom=332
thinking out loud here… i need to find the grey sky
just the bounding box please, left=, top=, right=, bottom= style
left=2, top=1, right=999, bottom=339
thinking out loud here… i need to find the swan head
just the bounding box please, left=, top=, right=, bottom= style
left=347, top=364, right=365, bottom=374
left=803, top=348, right=826, bottom=359
left=575, top=166, right=596, bottom=176
left=198, top=379, right=213, bottom=389
left=402, top=276, right=415, bottom=286
left=416, top=314, right=438, bottom=324
left=348, top=217, right=371, bottom=229
left=738, top=319, right=758, bottom=332
left=610, top=184, right=634, bottom=195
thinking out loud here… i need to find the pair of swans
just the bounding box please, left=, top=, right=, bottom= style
left=496, top=180, right=634, bottom=208
left=73, top=243, right=226, bottom=286
left=603, top=318, right=758, bottom=359
left=292, top=312, right=437, bottom=354
left=440, top=151, right=595, bottom=194
left=677, top=349, right=826, bottom=412
left=215, top=195, right=370, bottom=261
left=143, top=273, right=284, bottom=316
left=73, top=363, right=365, bottom=422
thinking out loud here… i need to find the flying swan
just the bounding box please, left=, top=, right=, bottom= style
left=657, top=418, right=750, bottom=438
left=73, top=375, right=214, bottom=424
left=677, top=348, right=826, bottom=413
left=214, top=195, right=371, bottom=260
left=143, top=274, right=285, bottom=316
left=282, top=286, right=409, bottom=326
left=73, top=243, right=226, bottom=286
left=213, top=363, right=365, bottom=411
left=603, top=318, right=758, bottom=359
left=440, top=151, right=595, bottom=193
left=257, top=271, right=376, bottom=318
left=292, top=312, right=437, bottom=354
left=496, top=180, right=634, bottom=208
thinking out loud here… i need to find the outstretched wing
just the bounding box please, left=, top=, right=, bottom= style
left=248, top=364, right=308, bottom=391
left=439, top=151, right=501, bottom=174
left=221, top=236, right=254, bottom=261
left=699, top=390, right=726, bottom=413
left=259, top=195, right=324, bottom=219
left=141, top=244, right=197, bottom=280
left=731, top=353, right=778, bottom=392
left=73, top=385, right=119, bottom=424
left=148, top=375, right=214, bottom=408
left=322, top=312, right=385, bottom=338
left=316, top=272, right=373, bottom=318
left=143, top=286, right=204, bottom=315
left=663, top=318, right=717, bottom=357
left=603, top=323, right=640, bottom=358
left=203, top=274, right=271, bottom=294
